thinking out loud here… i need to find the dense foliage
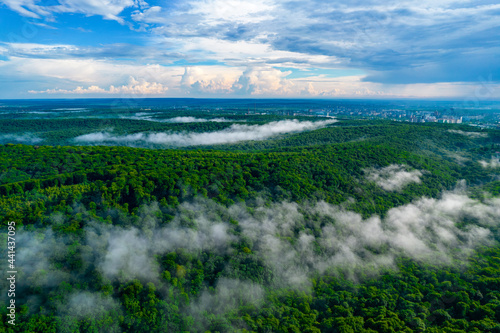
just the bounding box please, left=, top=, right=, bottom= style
left=1, top=117, right=500, bottom=332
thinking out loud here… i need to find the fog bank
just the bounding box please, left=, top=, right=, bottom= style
left=73, top=119, right=337, bottom=146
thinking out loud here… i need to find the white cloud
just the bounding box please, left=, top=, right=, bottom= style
left=181, top=66, right=239, bottom=94
left=119, top=114, right=234, bottom=123
left=99, top=227, right=158, bottom=281
left=0, top=133, right=43, bottom=144
left=13, top=189, right=500, bottom=293
left=448, top=129, right=488, bottom=138
left=73, top=119, right=337, bottom=146
left=74, top=190, right=500, bottom=286
left=0, top=56, right=180, bottom=88
left=6, top=57, right=123, bottom=83
left=188, top=278, right=264, bottom=328
left=5, top=43, right=82, bottom=57
left=3, top=32, right=500, bottom=99
left=29, top=77, right=168, bottom=96
left=163, top=117, right=231, bottom=123
left=60, top=292, right=121, bottom=319
left=232, top=67, right=293, bottom=95
left=3, top=51, right=498, bottom=98
left=165, top=36, right=339, bottom=68
left=479, top=157, right=500, bottom=169
left=0, top=0, right=142, bottom=23
left=3, top=0, right=500, bottom=94
left=188, top=0, right=275, bottom=25
left=56, top=0, right=136, bottom=23
left=365, top=164, right=423, bottom=191
left=235, top=191, right=499, bottom=285
left=0, top=0, right=51, bottom=19
left=131, top=5, right=164, bottom=23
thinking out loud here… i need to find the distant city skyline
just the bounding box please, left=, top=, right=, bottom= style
left=1, top=0, right=500, bottom=99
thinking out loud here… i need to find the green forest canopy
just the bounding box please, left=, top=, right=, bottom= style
left=1, top=117, right=500, bottom=332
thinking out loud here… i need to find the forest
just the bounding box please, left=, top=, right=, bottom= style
left=1, top=111, right=500, bottom=332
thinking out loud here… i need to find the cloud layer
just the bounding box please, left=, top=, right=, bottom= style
left=479, top=157, right=500, bottom=169
left=29, top=77, right=168, bottom=96
left=10, top=191, right=500, bottom=292
left=1, top=0, right=500, bottom=98
left=73, top=119, right=337, bottom=146
left=448, top=130, right=488, bottom=138
left=163, top=117, right=231, bottom=123
left=365, top=164, right=423, bottom=191
left=4, top=188, right=498, bottom=330
left=0, top=133, right=43, bottom=144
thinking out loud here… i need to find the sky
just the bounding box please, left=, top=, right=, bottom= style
left=0, top=0, right=500, bottom=99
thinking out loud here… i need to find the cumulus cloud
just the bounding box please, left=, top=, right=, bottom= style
left=3, top=45, right=496, bottom=98
left=131, top=5, right=164, bottom=24
left=29, top=77, right=168, bottom=96
left=232, top=67, right=294, bottom=95
left=1, top=57, right=179, bottom=87
left=73, top=119, right=337, bottom=146
left=2, top=0, right=500, bottom=99
left=178, top=66, right=355, bottom=97
left=136, top=0, right=500, bottom=86
left=365, top=164, right=423, bottom=191
left=180, top=66, right=240, bottom=95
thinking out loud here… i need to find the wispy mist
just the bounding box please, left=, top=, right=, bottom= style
left=6, top=188, right=499, bottom=331
left=163, top=116, right=231, bottom=123
left=188, top=278, right=264, bottom=329
left=119, top=114, right=232, bottom=123
left=479, top=157, right=500, bottom=168
left=231, top=192, right=497, bottom=285
left=10, top=189, right=499, bottom=290
left=448, top=129, right=488, bottom=138
left=0, top=133, right=43, bottom=144
left=60, top=292, right=121, bottom=318
left=365, top=164, right=423, bottom=191
left=73, top=119, right=337, bottom=146
left=87, top=200, right=236, bottom=282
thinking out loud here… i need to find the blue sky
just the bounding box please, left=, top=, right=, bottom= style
left=0, top=0, right=499, bottom=99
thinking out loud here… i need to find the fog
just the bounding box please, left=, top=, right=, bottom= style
left=163, top=116, right=231, bottom=123
left=7, top=188, right=499, bottom=330
left=479, top=157, right=500, bottom=169
left=119, top=114, right=232, bottom=123
left=448, top=129, right=488, bottom=138
left=73, top=119, right=337, bottom=146
left=11, top=189, right=499, bottom=289
left=364, top=164, right=423, bottom=191
left=0, top=133, right=43, bottom=144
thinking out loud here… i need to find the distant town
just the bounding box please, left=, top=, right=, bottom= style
left=248, top=103, right=500, bottom=129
